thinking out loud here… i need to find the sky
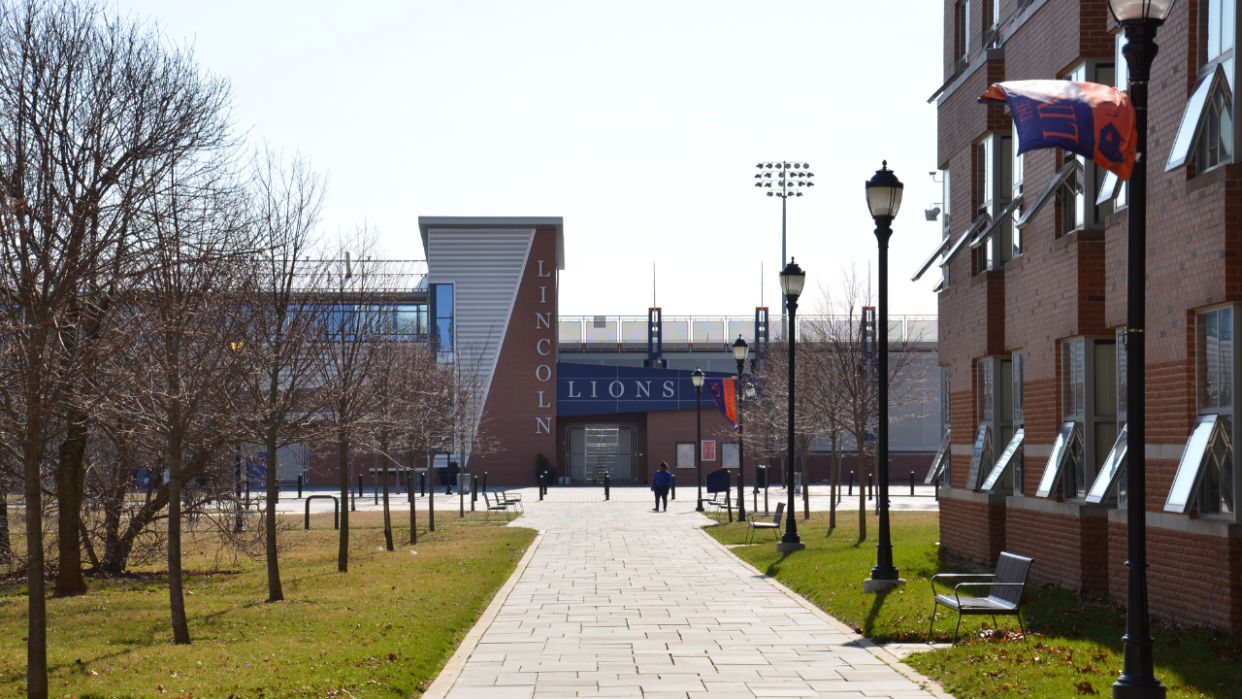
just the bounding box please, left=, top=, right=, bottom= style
left=111, top=0, right=945, bottom=317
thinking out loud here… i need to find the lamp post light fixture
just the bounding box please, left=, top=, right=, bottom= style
left=776, top=260, right=806, bottom=552
left=1106, top=1, right=1174, bottom=696
left=733, top=335, right=750, bottom=523
left=692, top=368, right=706, bottom=513
left=755, top=161, right=813, bottom=321
left=863, top=160, right=907, bottom=593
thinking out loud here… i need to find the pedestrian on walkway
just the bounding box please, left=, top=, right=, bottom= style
left=652, top=462, right=673, bottom=511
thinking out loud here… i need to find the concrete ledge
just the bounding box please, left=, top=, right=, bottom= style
left=863, top=578, right=908, bottom=593
left=1108, top=509, right=1242, bottom=539
left=1006, top=495, right=1110, bottom=519
left=939, top=486, right=1008, bottom=504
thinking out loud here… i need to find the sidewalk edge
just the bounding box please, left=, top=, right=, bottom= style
left=419, top=529, right=544, bottom=699
left=697, top=527, right=955, bottom=699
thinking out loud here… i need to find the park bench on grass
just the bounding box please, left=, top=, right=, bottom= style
left=927, top=551, right=1033, bottom=644
left=745, top=502, right=784, bottom=544
left=706, top=492, right=733, bottom=521
left=481, top=473, right=523, bottom=513
left=481, top=491, right=515, bottom=522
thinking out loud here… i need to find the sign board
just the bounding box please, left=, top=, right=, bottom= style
left=558, top=362, right=732, bottom=417
left=723, top=443, right=740, bottom=468
left=676, top=442, right=696, bottom=468
left=702, top=440, right=717, bottom=461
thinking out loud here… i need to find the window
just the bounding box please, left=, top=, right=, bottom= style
left=1012, top=351, right=1024, bottom=493
left=1045, top=337, right=1117, bottom=499
left=1113, top=33, right=1129, bottom=208
left=968, top=356, right=1013, bottom=490
left=1011, top=120, right=1024, bottom=257
left=1197, top=306, right=1235, bottom=515
left=957, top=0, right=972, bottom=70
left=926, top=366, right=953, bottom=485
left=430, top=282, right=454, bottom=360
left=1087, top=330, right=1128, bottom=505
left=1167, top=4, right=1236, bottom=175
left=973, top=133, right=1013, bottom=274
left=1061, top=62, right=1115, bottom=232
left=942, top=169, right=952, bottom=289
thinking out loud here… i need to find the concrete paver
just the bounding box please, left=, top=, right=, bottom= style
left=428, top=495, right=942, bottom=699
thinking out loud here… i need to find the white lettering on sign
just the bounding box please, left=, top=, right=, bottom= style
left=536, top=417, right=552, bottom=434
left=538, top=391, right=551, bottom=408
left=663, top=380, right=675, bottom=397
left=540, top=286, right=547, bottom=304
left=537, top=338, right=551, bottom=356
left=535, top=312, right=552, bottom=330
left=609, top=381, right=624, bottom=398
left=535, top=365, right=552, bottom=382
left=537, top=260, right=552, bottom=277
left=532, top=257, right=555, bottom=435
left=590, top=381, right=598, bottom=398
left=635, top=381, right=651, bottom=398
left=567, top=381, right=581, bottom=398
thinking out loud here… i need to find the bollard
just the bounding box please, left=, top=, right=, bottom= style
left=539, top=473, right=545, bottom=501
left=910, top=472, right=915, bottom=496
left=604, top=473, right=610, bottom=500
left=420, top=472, right=427, bottom=497
left=297, top=474, right=303, bottom=499
left=472, top=475, right=478, bottom=511
left=357, top=474, right=363, bottom=498
left=725, top=470, right=732, bottom=523
left=868, top=475, right=874, bottom=500
left=374, top=469, right=379, bottom=506
left=671, top=473, right=676, bottom=500
left=848, top=471, right=854, bottom=497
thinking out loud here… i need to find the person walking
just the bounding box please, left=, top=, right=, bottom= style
left=652, top=462, right=673, bottom=512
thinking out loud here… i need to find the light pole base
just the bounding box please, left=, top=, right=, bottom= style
left=1112, top=679, right=1166, bottom=699
left=775, top=541, right=805, bottom=552
left=863, top=577, right=907, bottom=593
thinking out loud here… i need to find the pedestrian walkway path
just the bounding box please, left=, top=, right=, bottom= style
left=427, top=496, right=945, bottom=699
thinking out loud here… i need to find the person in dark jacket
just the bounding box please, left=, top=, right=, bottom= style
left=652, top=462, right=673, bottom=511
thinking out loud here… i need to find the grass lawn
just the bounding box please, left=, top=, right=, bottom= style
left=708, top=511, right=1242, bottom=699
left=1, top=511, right=535, bottom=699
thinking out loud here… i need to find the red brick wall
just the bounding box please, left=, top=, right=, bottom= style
left=1006, top=506, right=1109, bottom=592
left=1109, top=521, right=1242, bottom=633
left=940, top=494, right=1007, bottom=565
left=470, top=228, right=558, bottom=485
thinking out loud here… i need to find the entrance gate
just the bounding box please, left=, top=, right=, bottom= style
left=566, top=424, right=636, bottom=484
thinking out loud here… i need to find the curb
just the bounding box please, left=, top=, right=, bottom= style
left=419, top=530, right=545, bottom=699
left=697, top=527, right=955, bottom=699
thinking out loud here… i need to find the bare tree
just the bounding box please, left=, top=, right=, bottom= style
left=803, top=265, right=929, bottom=543
left=313, top=236, right=389, bottom=573
left=0, top=2, right=233, bottom=694
left=241, top=146, right=327, bottom=600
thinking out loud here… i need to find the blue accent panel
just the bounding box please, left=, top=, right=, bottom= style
left=557, top=362, right=731, bottom=417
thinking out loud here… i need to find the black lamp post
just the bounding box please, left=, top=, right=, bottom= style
left=733, top=335, right=750, bottom=523
left=864, top=161, right=905, bottom=590
left=1107, top=1, right=1173, bottom=696
left=692, top=368, right=706, bottom=513
left=776, top=260, right=806, bottom=552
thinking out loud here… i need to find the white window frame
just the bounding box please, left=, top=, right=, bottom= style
left=973, top=133, right=1012, bottom=274
left=968, top=356, right=1012, bottom=490
left=926, top=366, right=953, bottom=485
left=1042, top=337, right=1116, bottom=499
left=957, top=0, right=972, bottom=70
left=1061, top=61, right=1116, bottom=233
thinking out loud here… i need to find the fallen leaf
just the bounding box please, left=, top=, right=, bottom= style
left=1075, top=681, right=1097, bottom=695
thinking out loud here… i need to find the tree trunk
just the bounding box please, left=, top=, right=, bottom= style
left=857, top=433, right=868, bottom=544
left=24, top=430, right=49, bottom=699
left=0, top=470, right=10, bottom=564
left=264, top=428, right=284, bottom=601
left=800, top=449, right=810, bottom=520
left=381, top=442, right=393, bottom=552
left=98, top=486, right=168, bottom=575
left=337, top=435, right=350, bottom=573
left=409, top=450, right=418, bottom=546
left=53, top=417, right=89, bottom=597
left=828, top=434, right=838, bottom=532
left=167, top=431, right=191, bottom=645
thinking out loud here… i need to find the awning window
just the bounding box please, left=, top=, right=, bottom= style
left=981, top=428, right=1024, bottom=492
left=1085, top=423, right=1128, bottom=504
left=965, top=424, right=994, bottom=491
left=970, top=195, right=1024, bottom=249
left=1036, top=421, right=1084, bottom=498
left=911, top=236, right=953, bottom=282
left=1015, top=160, right=1083, bottom=230
left=1164, top=415, right=1229, bottom=513
left=1167, top=63, right=1233, bottom=172
left=925, top=430, right=952, bottom=484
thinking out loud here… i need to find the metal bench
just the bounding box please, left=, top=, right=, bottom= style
left=481, top=491, right=515, bottom=522
left=927, top=551, right=1032, bottom=643
left=745, top=502, right=784, bottom=544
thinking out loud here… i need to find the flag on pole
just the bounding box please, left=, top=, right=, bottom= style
left=979, top=80, right=1137, bottom=180
left=707, top=379, right=738, bottom=429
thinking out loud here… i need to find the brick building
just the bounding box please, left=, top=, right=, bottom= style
left=924, top=0, right=1242, bottom=632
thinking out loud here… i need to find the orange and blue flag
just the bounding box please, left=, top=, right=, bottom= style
left=707, top=379, right=738, bottom=429
left=979, top=80, right=1137, bottom=180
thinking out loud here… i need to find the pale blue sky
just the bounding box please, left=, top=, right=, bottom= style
left=113, top=1, right=945, bottom=316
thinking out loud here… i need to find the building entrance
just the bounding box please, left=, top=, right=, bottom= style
left=566, top=424, right=636, bottom=484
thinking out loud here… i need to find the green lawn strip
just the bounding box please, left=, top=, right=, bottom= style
left=1, top=512, right=535, bottom=699
left=707, top=511, right=1242, bottom=699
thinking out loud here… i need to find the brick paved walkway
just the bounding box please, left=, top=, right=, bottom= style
left=430, top=497, right=942, bottom=699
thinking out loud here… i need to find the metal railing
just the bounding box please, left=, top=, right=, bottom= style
left=557, top=314, right=937, bottom=349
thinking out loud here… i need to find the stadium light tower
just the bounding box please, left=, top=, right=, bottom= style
left=755, top=161, right=814, bottom=322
